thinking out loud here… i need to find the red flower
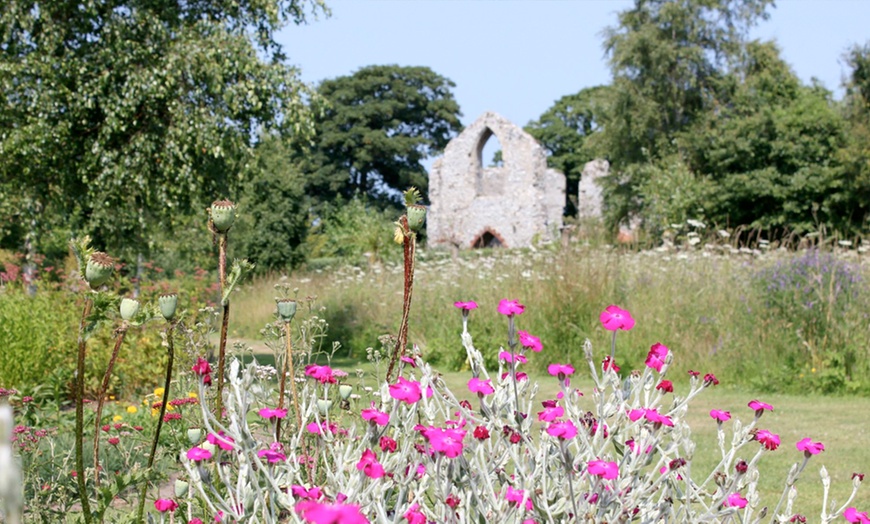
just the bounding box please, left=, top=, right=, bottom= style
left=656, top=380, right=673, bottom=393
left=473, top=425, right=490, bottom=440
left=703, top=373, right=719, bottom=386
left=602, top=356, right=620, bottom=373
left=756, top=429, right=781, bottom=451
left=154, top=499, right=179, bottom=513
left=379, top=436, right=397, bottom=453
left=107, top=437, right=120, bottom=446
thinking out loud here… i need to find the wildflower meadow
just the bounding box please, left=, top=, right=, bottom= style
left=1, top=195, right=870, bottom=523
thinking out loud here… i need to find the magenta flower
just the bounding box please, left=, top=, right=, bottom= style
left=599, top=305, right=635, bottom=331
left=756, top=429, right=781, bottom=451
left=656, top=380, right=674, bottom=392
left=844, top=508, right=870, bottom=523
left=403, top=503, right=427, bottom=524
left=703, top=373, right=719, bottom=386
left=206, top=432, right=234, bottom=451
left=291, top=485, right=324, bottom=501
left=454, top=301, right=478, bottom=311
left=796, top=438, right=825, bottom=455
left=547, top=363, right=575, bottom=378
left=518, top=330, right=543, bottom=352
left=154, top=499, right=179, bottom=513
left=724, top=493, right=748, bottom=509
left=546, top=420, right=578, bottom=440
left=304, top=364, right=336, bottom=384
left=258, top=448, right=287, bottom=463
left=628, top=409, right=645, bottom=422
left=537, top=405, right=564, bottom=422
left=467, top=377, right=494, bottom=395
left=501, top=371, right=529, bottom=381
left=645, top=342, right=668, bottom=372
left=421, top=426, right=466, bottom=458
left=187, top=446, right=213, bottom=462
left=587, top=460, right=619, bottom=480
left=710, top=409, right=731, bottom=422
left=361, top=404, right=390, bottom=426
left=400, top=356, right=416, bottom=368
left=602, top=356, right=620, bottom=373
left=356, top=449, right=386, bottom=478
left=505, top=486, right=533, bottom=510
left=497, top=299, right=525, bottom=316
left=379, top=435, right=397, bottom=453
left=389, top=377, right=423, bottom=404
left=258, top=407, right=288, bottom=419
left=191, top=357, right=211, bottom=376
left=294, top=501, right=370, bottom=524
left=499, top=351, right=527, bottom=364
left=748, top=399, right=774, bottom=414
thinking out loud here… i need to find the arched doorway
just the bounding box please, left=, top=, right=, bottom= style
left=471, top=228, right=506, bottom=248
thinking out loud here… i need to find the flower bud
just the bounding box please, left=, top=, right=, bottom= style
left=406, top=204, right=427, bottom=232
left=159, top=293, right=178, bottom=321
left=210, top=200, right=236, bottom=233
left=317, top=399, right=332, bottom=415
left=174, top=479, right=189, bottom=498
left=339, top=385, right=353, bottom=401
left=276, top=299, right=297, bottom=323
left=85, top=252, right=114, bottom=289
left=187, top=428, right=203, bottom=445
left=119, top=298, right=140, bottom=321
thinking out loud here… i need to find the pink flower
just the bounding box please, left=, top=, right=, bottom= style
left=628, top=409, right=645, bottom=422
left=796, top=438, right=825, bottom=455
left=187, top=446, right=213, bottom=461
left=756, top=429, right=781, bottom=451
left=445, top=494, right=460, bottom=509
left=356, top=449, right=386, bottom=478
left=748, top=400, right=774, bottom=414
left=294, top=501, right=370, bottom=524
left=656, top=380, right=674, bottom=392
left=189, top=519, right=204, bottom=524
left=704, top=373, right=719, bottom=386
left=518, top=331, right=543, bottom=352
left=547, top=363, right=575, bottom=379
left=108, top=437, right=120, bottom=446
left=844, top=507, right=870, bottom=523
left=602, top=356, right=620, bottom=373
left=537, top=405, right=564, bottom=422
left=710, top=410, right=731, bottom=422
left=304, top=365, right=336, bottom=384
left=206, top=432, right=234, bottom=451
left=454, top=301, right=478, bottom=311
left=292, top=485, right=324, bottom=501
left=361, top=404, right=390, bottom=426
left=403, top=503, right=427, bottom=524
left=400, top=356, right=416, bottom=367
left=192, top=357, right=211, bottom=376
left=306, top=421, right=339, bottom=435
left=468, top=377, right=494, bottom=395
left=587, top=460, right=619, bottom=480
left=379, top=436, right=397, bottom=453
left=389, top=377, right=423, bottom=404
left=546, top=420, right=578, bottom=440
left=421, top=426, right=466, bottom=458
left=497, top=299, right=525, bottom=316
left=501, top=371, right=528, bottom=381
left=599, top=305, right=634, bottom=331
left=499, top=351, right=527, bottom=364
left=505, top=486, right=533, bottom=510
left=724, top=493, right=748, bottom=509
left=154, top=499, right=179, bottom=513
left=473, top=425, right=490, bottom=440
left=645, top=342, right=668, bottom=372
left=258, top=407, right=288, bottom=419
left=258, top=448, right=287, bottom=463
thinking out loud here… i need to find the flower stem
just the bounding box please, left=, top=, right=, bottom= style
left=387, top=217, right=415, bottom=383
left=277, top=321, right=301, bottom=442
left=561, top=441, right=581, bottom=521
left=92, top=324, right=128, bottom=489
left=610, top=330, right=617, bottom=360
left=216, top=233, right=229, bottom=419
left=75, top=297, right=94, bottom=524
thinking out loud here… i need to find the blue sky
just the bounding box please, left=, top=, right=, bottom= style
left=277, top=0, right=870, bottom=131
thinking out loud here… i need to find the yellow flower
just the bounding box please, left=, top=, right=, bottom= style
left=166, top=404, right=175, bottom=411
left=126, top=405, right=138, bottom=414
left=151, top=408, right=159, bottom=417
left=154, top=387, right=165, bottom=397
left=188, top=392, right=198, bottom=399
left=108, top=395, right=116, bottom=401
left=112, top=415, right=123, bottom=422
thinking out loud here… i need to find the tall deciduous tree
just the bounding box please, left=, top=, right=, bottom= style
left=0, top=0, right=324, bottom=258
left=300, top=65, right=462, bottom=204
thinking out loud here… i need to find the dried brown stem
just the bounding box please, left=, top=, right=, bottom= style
left=92, top=325, right=128, bottom=488
left=75, top=297, right=94, bottom=524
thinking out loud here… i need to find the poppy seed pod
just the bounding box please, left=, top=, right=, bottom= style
left=187, top=428, right=203, bottom=445
left=159, top=293, right=178, bottom=321
left=339, top=384, right=353, bottom=400
left=406, top=204, right=427, bottom=232
left=119, top=298, right=140, bottom=321
left=174, top=479, right=189, bottom=498
left=276, top=299, right=297, bottom=323
left=210, top=200, right=236, bottom=232
left=85, top=252, right=114, bottom=289
left=317, top=399, right=332, bottom=415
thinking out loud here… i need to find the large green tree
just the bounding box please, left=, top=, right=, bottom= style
left=0, top=0, right=324, bottom=259
left=835, top=43, right=870, bottom=230
left=299, top=65, right=463, bottom=204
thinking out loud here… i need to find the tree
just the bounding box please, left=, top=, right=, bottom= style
left=0, top=0, right=325, bottom=260
left=835, top=43, right=870, bottom=230
left=526, top=86, right=610, bottom=215
left=300, top=65, right=463, bottom=204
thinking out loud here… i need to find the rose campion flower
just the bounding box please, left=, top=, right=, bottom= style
left=796, top=438, right=825, bottom=455
left=389, top=377, right=423, bottom=404
left=497, top=299, right=525, bottom=316
left=656, top=380, right=673, bottom=392
left=304, top=364, right=337, bottom=384
left=756, top=429, right=781, bottom=451
left=537, top=405, right=564, bottom=422
left=292, top=485, right=323, bottom=501
left=154, top=499, right=179, bottom=512
left=454, top=301, right=478, bottom=310
left=645, top=342, right=668, bottom=372
left=206, top=432, right=234, bottom=451
left=844, top=507, right=870, bottom=523
left=467, top=377, right=494, bottom=395
left=546, top=420, right=578, bottom=440
left=602, top=356, right=620, bottom=373
left=473, top=425, right=490, bottom=440
left=403, top=503, right=427, bottom=524
left=547, top=363, right=574, bottom=379
left=356, top=449, right=385, bottom=479
left=294, top=501, right=370, bottom=524
left=499, top=351, right=527, bottom=364
left=703, top=373, right=719, bottom=386
left=379, top=435, right=397, bottom=453
left=187, top=446, right=213, bottom=461
left=258, top=448, right=287, bottom=463
left=258, top=407, right=287, bottom=419
left=587, top=460, right=619, bottom=480
left=710, top=409, right=731, bottom=422
left=361, top=404, right=390, bottom=426
left=518, top=330, right=543, bottom=352
left=445, top=494, right=460, bottom=509
left=724, top=493, right=748, bottom=509
left=505, top=486, right=533, bottom=510
left=421, top=426, right=466, bottom=458
left=189, top=519, right=204, bottom=524
left=599, top=305, right=635, bottom=331
left=748, top=399, right=774, bottom=414
left=108, top=437, right=120, bottom=446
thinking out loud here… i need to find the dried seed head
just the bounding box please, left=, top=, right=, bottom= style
left=210, top=199, right=236, bottom=232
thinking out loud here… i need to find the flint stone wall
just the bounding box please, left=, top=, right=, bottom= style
left=427, top=111, right=566, bottom=249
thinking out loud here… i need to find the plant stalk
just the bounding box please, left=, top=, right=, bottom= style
left=216, top=233, right=228, bottom=419
left=92, top=324, right=128, bottom=489
left=277, top=321, right=301, bottom=442
left=75, top=297, right=94, bottom=524
left=386, top=216, right=415, bottom=383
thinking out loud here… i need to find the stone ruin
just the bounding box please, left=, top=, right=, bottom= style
left=427, top=112, right=566, bottom=249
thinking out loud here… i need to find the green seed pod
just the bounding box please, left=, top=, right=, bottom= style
left=159, top=293, right=178, bottom=321
left=187, top=427, right=203, bottom=445
left=276, top=299, right=297, bottom=323
left=210, top=200, right=236, bottom=233
left=174, top=479, right=189, bottom=498
left=119, top=298, right=140, bottom=321
left=317, top=399, right=332, bottom=415
left=339, top=384, right=353, bottom=401
left=85, top=252, right=114, bottom=289
left=406, top=204, right=427, bottom=232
